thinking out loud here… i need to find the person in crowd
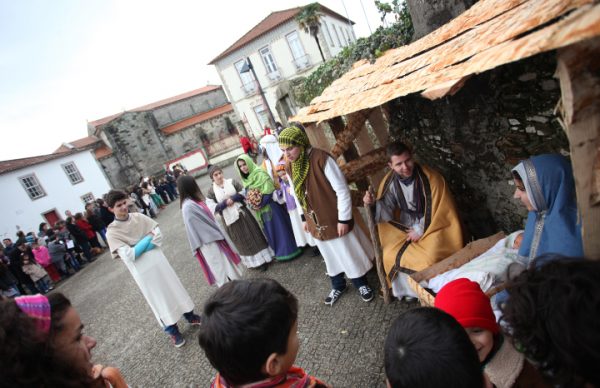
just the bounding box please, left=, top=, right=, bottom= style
left=31, top=239, right=61, bottom=282
left=105, top=189, right=201, bottom=348
left=15, top=230, right=27, bottom=247
left=279, top=126, right=374, bottom=305
left=3, top=238, right=16, bottom=257
left=501, top=256, right=600, bottom=387
left=199, top=278, right=329, bottom=388
left=38, top=222, right=54, bottom=241
left=0, top=248, right=20, bottom=297
left=21, top=251, right=52, bottom=294
left=435, top=278, right=547, bottom=388
left=274, top=161, right=319, bottom=255
left=165, top=168, right=179, bottom=199
left=54, top=221, right=83, bottom=272
left=384, top=307, right=485, bottom=388
left=9, top=242, right=39, bottom=294
left=178, top=175, right=243, bottom=287
left=47, top=234, right=71, bottom=277
left=205, top=165, right=274, bottom=272
left=235, top=154, right=302, bottom=262
left=96, top=198, right=115, bottom=227
left=275, top=121, right=284, bottom=136
left=141, top=181, right=160, bottom=215
left=0, top=293, right=128, bottom=387
left=263, top=125, right=273, bottom=136
left=155, top=178, right=172, bottom=204
left=128, top=186, right=146, bottom=215
left=260, top=133, right=283, bottom=186
left=85, top=202, right=108, bottom=247
left=66, top=216, right=94, bottom=262
left=363, top=140, right=464, bottom=301
left=511, top=154, right=583, bottom=267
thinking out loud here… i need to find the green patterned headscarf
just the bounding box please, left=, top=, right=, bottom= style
left=278, top=126, right=310, bottom=210
left=235, top=154, right=275, bottom=194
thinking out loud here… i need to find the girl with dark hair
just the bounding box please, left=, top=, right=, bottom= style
left=177, top=175, right=243, bottom=287
left=0, top=293, right=127, bottom=387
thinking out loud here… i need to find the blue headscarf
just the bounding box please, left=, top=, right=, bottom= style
left=512, top=154, right=583, bottom=265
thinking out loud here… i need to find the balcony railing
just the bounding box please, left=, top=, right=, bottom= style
left=292, top=54, right=311, bottom=72
left=266, top=70, right=282, bottom=82
left=240, top=80, right=258, bottom=97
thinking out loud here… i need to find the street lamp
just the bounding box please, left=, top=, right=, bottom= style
left=240, top=57, right=277, bottom=131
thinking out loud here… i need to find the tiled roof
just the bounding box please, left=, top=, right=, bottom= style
left=293, top=0, right=600, bottom=123
left=161, top=104, right=234, bottom=135
left=209, top=3, right=353, bottom=64
left=54, top=136, right=102, bottom=153
left=0, top=151, right=79, bottom=175
left=94, top=145, right=113, bottom=160
left=88, top=85, right=222, bottom=128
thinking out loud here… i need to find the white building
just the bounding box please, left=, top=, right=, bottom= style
left=209, top=3, right=356, bottom=137
left=0, top=149, right=112, bottom=240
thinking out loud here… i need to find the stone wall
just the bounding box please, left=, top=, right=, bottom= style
left=153, top=89, right=228, bottom=127
left=388, top=51, right=569, bottom=238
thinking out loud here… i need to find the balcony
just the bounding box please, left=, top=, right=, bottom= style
left=292, top=54, right=312, bottom=72
left=266, top=69, right=282, bottom=82
left=240, top=80, right=258, bottom=97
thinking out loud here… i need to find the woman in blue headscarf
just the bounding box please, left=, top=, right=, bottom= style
left=511, top=154, right=583, bottom=266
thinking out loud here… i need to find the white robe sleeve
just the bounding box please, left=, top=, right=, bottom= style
left=323, top=156, right=352, bottom=222
left=150, top=226, right=163, bottom=247
left=117, top=245, right=135, bottom=263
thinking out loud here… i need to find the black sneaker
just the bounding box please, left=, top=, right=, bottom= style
left=324, top=287, right=346, bottom=306
left=358, top=285, right=374, bottom=302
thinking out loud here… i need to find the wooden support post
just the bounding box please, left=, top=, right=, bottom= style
left=557, top=37, right=600, bottom=259
left=305, top=122, right=330, bottom=150
left=367, top=106, right=390, bottom=147
left=365, top=188, right=392, bottom=304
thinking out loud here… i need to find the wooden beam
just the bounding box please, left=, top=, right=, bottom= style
left=367, top=107, right=390, bottom=147
left=305, top=122, right=330, bottom=150
left=557, top=37, right=600, bottom=259
left=329, top=109, right=372, bottom=158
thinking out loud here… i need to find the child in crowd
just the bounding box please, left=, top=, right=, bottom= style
left=199, top=278, right=329, bottom=388
left=502, top=256, right=600, bottom=387
left=384, top=307, right=484, bottom=388
left=435, top=278, right=546, bottom=388
left=21, top=251, right=52, bottom=294
left=31, top=239, right=61, bottom=282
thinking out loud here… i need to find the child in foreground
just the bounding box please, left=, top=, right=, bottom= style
left=384, top=307, right=485, bottom=388
left=435, top=278, right=547, bottom=388
left=199, top=278, right=329, bottom=388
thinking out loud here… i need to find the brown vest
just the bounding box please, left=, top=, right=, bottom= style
left=298, top=148, right=354, bottom=241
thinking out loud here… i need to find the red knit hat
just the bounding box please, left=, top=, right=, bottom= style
left=434, top=278, right=499, bottom=334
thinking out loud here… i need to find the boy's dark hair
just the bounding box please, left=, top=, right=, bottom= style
left=105, top=189, right=128, bottom=208
left=385, top=307, right=483, bottom=388
left=199, top=279, right=299, bottom=385
left=386, top=141, right=412, bottom=158
left=501, top=256, right=600, bottom=387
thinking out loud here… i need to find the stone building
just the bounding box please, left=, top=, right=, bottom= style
left=58, top=85, right=242, bottom=189
left=209, top=4, right=356, bottom=137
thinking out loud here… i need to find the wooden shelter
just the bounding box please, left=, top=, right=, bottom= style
left=291, top=0, right=600, bottom=259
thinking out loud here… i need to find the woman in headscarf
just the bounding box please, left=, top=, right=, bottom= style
left=178, top=176, right=243, bottom=286
left=511, top=154, right=583, bottom=267
left=278, top=126, right=374, bottom=306
left=205, top=165, right=273, bottom=271
left=235, top=154, right=302, bottom=261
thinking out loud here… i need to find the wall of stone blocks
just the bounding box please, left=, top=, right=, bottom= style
left=388, top=51, right=569, bottom=239
left=152, top=89, right=228, bottom=127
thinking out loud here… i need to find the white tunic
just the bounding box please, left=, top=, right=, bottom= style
left=116, top=227, right=194, bottom=327
left=198, top=241, right=244, bottom=287
left=294, top=156, right=374, bottom=279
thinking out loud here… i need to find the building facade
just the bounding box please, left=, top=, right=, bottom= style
left=209, top=4, right=355, bottom=137
left=59, top=85, right=242, bottom=189
left=0, top=150, right=112, bottom=240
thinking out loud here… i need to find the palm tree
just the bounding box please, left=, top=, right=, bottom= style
left=295, top=2, right=326, bottom=62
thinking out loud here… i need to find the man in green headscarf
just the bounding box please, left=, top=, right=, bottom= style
left=279, top=126, right=374, bottom=306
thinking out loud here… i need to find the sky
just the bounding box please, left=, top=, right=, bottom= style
left=0, top=0, right=384, bottom=161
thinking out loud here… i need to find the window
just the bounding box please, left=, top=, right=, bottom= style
left=286, top=31, right=310, bottom=70
left=259, top=46, right=278, bottom=76
left=344, top=28, right=352, bottom=44
left=62, top=162, right=83, bottom=184
left=20, top=174, right=46, bottom=200
left=81, top=192, right=95, bottom=204
left=332, top=25, right=342, bottom=47
left=253, top=105, right=271, bottom=130
left=235, top=59, right=256, bottom=94
left=323, top=22, right=334, bottom=46
left=340, top=26, right=348, bottom=46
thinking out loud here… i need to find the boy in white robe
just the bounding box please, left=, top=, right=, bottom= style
left=105, top=189, right=201, bottom=348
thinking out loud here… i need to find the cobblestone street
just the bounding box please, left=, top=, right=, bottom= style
left=54, top=165, right=414, bottom=387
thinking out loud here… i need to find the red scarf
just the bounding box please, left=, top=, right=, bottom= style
left=211, top=366, right=329, bottom=388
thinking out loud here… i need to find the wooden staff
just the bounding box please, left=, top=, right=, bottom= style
left=365, top=185, right=391, bottom=304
